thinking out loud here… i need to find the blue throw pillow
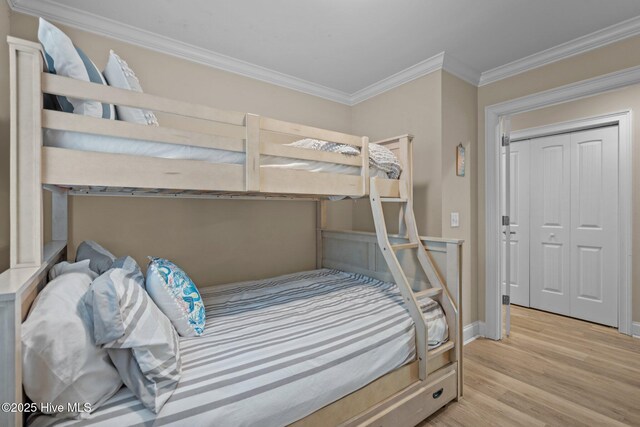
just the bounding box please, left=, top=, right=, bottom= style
left=38, top=18, right=115, bottom=119
left=145, top=257, right=205, bottom=337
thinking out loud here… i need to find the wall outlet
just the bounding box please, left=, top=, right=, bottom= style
left=450, top=212, right=460, bottom=228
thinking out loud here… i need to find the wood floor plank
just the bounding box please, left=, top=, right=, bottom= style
left=510, top=310, right=640, bottom=354
left=468, top=338, right=640, bottom=423
left=464, top=363, right=629, bottom=427
left=418, top=306, right=640, bottom=426
left=507, top=323, right=640, bottom=370
left=502, top=333, right=640, bottom=388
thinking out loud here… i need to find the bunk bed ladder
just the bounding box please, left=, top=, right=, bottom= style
left=370, top=178, right=457, bottom=381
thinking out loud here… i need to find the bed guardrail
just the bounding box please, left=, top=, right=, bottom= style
left=8, top=36, right=385, bottom=199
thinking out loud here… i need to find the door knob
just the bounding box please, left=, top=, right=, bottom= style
left=549, top=233, right=556, bottom=239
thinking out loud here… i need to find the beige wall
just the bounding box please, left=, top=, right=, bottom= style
left=510, top=84, right=640, bottom=321
left=68, top=197, right=318, bottom=286
left=441, top=71, right=478, bottom=325
left=0, top=2, right=10, bottom=272
left=350, top=71, right=443, bottom=237
left=3, top=13, right=353, bottom=285
left=478, top=35, right=640, bottom=323
left=350, top=70, right=480, bottom=326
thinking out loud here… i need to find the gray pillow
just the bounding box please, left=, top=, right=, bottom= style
left=83, top=267, right=181, bottom=413
left=75, top=240, right=116, bottom=275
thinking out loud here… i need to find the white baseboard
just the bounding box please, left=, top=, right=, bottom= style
left=463, top=321, right=484, bottom=345
left=465, top=319, right=639, bottom=340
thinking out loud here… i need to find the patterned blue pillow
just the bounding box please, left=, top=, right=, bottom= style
left=145, top=257, right=205, bottom=337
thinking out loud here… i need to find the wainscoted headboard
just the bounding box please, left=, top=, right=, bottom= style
left=321, top=229, right=462, bottom=302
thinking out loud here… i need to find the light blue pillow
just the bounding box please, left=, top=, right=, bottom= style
left=146, top=257, right=205, bottom=337
left=38, top=18, right=115, bottom=119
left=83, top=267, right=181, bottom=413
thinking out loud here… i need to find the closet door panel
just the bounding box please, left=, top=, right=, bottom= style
left=530, top=134, right=571, bottom=316
left=501, top=141, right=530, bottom=306
left=570, top=126, right=618, bottom=327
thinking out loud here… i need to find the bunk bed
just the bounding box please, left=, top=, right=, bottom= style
left=0, top=36, right=463, bottom=427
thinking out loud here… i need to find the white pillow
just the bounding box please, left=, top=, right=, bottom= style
left=38, top=18, right=115, bottom=119
left=103, top=50, right=159, bottom=125
left=48, top=259, right=97, bottom=281
left=22, top=272, right=122, bottom=419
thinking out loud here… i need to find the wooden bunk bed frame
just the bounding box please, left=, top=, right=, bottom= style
left=0, top=37, right=463, bottom=427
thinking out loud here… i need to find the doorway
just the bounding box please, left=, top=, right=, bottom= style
left=484, top=67, right=637, bottom=341
left=502, top=125, right=620, bottom=327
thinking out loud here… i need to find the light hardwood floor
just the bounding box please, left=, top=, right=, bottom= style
left=421, top=305, right=640, bottom=426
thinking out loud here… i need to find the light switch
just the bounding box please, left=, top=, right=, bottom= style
left=450, top=212, right=460, bottom=228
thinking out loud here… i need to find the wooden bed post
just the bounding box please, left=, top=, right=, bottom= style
left=9, top=37, right=44, bottom=268
left=445, top=241, right=463, bottom=399
left=245, top=113, right=260, bottom=192
left=361, top=136, right=370, bottom=196
left=398, top=135, right=413, bottom=236
left=316, top=200, right=326, bottom=269
left=51, top=189, right=69, bottom=242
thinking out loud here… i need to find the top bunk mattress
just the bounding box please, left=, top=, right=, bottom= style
left=43, top=129, right=391, bottom=179
left=28, top=269, right=448, bottom=427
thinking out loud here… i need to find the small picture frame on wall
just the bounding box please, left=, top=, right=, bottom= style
left=456, top=143, right=465, bottom=177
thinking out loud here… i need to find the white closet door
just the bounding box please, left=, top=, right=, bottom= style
left=570, top=127, right=618, bottom=327
left=530, top=133, right=571, bottom=315
left=501, top=141, right=530, bottom=306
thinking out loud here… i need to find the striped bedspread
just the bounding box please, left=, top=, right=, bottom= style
left=28, top=269, right=448, bottom=427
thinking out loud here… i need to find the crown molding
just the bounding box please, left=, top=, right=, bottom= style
left=489, top=64, right=640, bottom=116
left=13, top=0, right=640, bottom=100
left=9, top=0, right=452, bottom=106
left=350, top=51, right=482, bottom=104
left=442, top=54, right=481, bottom=86
left=349, top=52, right=444, bottom=105
left=479, top=14, right=640, bottom=86
left=8, top=0, right=354, bottom=104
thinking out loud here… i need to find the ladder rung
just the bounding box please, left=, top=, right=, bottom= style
left=428, top=341, right=455, bottom=358
left=379, top=197, right=407, bottom=203
left=391, top=242, right=419, bottom=251
left=415, top=288, right=442, bottom=299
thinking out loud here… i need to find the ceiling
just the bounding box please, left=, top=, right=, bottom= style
left=10, top=0, right=640, bottom=103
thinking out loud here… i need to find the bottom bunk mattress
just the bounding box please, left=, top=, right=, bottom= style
left=28, top=269, right=448, bottom=427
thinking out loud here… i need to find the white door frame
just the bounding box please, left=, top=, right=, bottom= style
left=512, top=112, right=630, bottom=329
left=484, top=66, right=638, bottom=340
